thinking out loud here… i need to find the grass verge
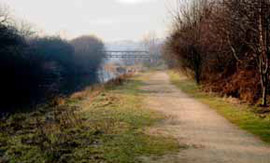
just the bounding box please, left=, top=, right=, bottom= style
left=168, top=70, right=270, bottom=144
left=0, top=74, right=179, bottom=163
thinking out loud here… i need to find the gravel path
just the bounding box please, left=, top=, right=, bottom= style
left=140, top=71, right=270, bottom=163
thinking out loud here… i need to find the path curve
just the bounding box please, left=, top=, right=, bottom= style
left=141, top=71, right=270, bottom=163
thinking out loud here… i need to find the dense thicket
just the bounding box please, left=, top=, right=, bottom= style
left=0, top=8, right=105, bottom=112
left=164, top=0, right=270, bottom=106
left=71, top=36, right=105, bottom=74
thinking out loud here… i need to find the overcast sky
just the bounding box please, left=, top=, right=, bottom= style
left=2, top=0, right=173, bottom=42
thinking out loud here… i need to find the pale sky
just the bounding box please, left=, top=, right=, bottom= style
left=2, top=0, right=172, bottom=41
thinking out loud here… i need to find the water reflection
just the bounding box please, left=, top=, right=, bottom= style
left=58, top=66, right=118, bottom=96
left=98, top=68, right=118, bottom=83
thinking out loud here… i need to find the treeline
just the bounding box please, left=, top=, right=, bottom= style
left=164, top=0, right=270, bottom=106
left=0, top=7, right=105, bottom=112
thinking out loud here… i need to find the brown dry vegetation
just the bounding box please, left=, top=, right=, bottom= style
left=0, top=74, right=131, bottom=162
left=0, top=73, right=179, bottom=162
left=163, top=0, right=270, bottom=106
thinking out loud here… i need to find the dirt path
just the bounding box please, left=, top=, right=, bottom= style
left=140, top=71, right=270, bottom=163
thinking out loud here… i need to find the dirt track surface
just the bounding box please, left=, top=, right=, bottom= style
left=140, top=71, right=270, bottom=163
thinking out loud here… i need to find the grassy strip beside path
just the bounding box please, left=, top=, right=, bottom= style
left=168, top=71, right=270, bottom=144
left=0, top=73, right=179, bottom=163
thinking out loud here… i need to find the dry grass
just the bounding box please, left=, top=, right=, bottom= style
left=169, top=70, right=270, bottom=143
left=0, top=72, right=179, bottom=163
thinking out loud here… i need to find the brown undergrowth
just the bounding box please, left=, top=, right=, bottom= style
left=203, top=69, right=261, bottom=104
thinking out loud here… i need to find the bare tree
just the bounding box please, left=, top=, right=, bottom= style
left=70, top=35, right=105, bottom=73
left=0, top=5, right=10, bottom=25
left=165, top=0, right=270, bottom=105
left=166, top=0, right=214, bottom=84
left=220, top=0, right=270, bottom=106
left=142, top=32, right=162, bottom=64
left=15, top=20, right=36, bottom=38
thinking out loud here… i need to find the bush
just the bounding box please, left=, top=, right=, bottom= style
left=0, top=7, right=105, bottom=113
left=163, top=0, right=270, bottom=105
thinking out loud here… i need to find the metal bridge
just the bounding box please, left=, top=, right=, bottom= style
left=103, top=51, right=150, bottom=59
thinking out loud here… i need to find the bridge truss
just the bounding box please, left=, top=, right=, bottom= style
left=103, top=51, right=150, bottom=59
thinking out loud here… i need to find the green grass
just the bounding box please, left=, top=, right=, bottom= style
left=83, top=75, right=179, bottom=162
left=168, top=70, right=270, bottom=143
left=0, top=74, right=179, bottom=163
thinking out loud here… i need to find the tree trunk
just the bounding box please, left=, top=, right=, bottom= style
left=191, top=46, right=201, bottom=84
left=265, top=7, right=270, bottom=108
left=258, top=0, right=269, bottom=107
left=260, top=73, right=268, bottom=106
